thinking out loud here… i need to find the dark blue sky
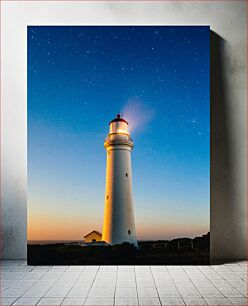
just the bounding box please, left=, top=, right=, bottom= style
left=28, top=26, right=210, bottom=240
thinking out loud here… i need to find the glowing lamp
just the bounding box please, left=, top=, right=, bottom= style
left=109, top=114, right=130, bottom=135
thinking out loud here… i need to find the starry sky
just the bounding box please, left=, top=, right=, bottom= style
left=28, top=26, right=210, bottom=241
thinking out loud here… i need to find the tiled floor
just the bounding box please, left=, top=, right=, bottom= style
left=0, top=260, right=247, bottom=305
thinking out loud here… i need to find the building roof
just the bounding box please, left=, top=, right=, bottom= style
left=84, top=230, right=102, bottom=238
left=109, top=114, right=128, bottom=125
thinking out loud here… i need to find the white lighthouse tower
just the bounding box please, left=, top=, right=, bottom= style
left=102, top=114, right=138, bottom=247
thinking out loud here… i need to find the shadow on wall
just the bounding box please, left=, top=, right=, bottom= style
left=210, top=31, right=246, bottom=264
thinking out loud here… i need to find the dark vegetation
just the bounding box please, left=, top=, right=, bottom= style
left=28, top=232, right=209, bottom=265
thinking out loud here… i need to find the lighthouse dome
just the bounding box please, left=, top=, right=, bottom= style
left=109, top=114, right=129, bottom=135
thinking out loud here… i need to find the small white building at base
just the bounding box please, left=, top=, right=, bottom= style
left=84, top=230, right=102, bottom=243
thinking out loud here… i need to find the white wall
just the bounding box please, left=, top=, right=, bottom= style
left=1, top=1, right=246, bottom=261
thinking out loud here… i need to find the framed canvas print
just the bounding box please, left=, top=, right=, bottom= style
left=27, top=26, right=210, bottom=265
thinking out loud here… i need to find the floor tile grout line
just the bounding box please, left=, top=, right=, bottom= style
left=237, top=261, right=247, bottom=269
left=113, top=266, right=118, bottom=306
left=60, top=265, right=87, bottom=305
left=195, top=266, right=227, bottom=298
left=35, top=266, right=84, bottom=303
left=149, top=265, right=162, bottom=306
left=35, top=295, right=43, bottom=306
left=83, top=266, right=100, bottom=305
left=183, top=267, right=233, bottom=306
left=20, top=278, right=57, bottom=299
left=209, top=266, right=247, bottom=298
left=201, top=296, right=218, bottom=306
left=166, top=266, right=186, bottom=306
left=9, top=274, right=43, bottom=301
left=8, top=296, right=19, bottom=306
left=206, top=268, right=247, bottom=295
left=233, top=269, right=247, bottom=283
left=18, top=268, right=55, bottom=298
left=182, top=265, right=207, bottom=303
left=226, top=296, right=248, bottom=306
left=134, top=265, right=139, bottom=305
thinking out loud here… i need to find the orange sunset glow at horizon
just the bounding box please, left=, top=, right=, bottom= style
left=28, top=201, right=209, bottom=242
